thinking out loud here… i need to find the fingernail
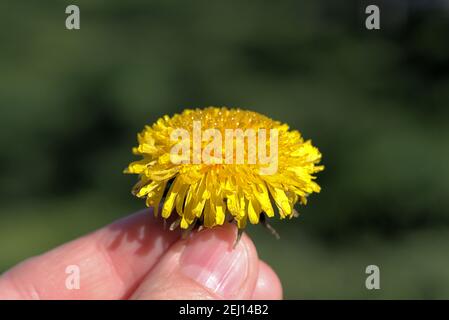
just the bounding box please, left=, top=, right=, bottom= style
left=180, top=226, right=249, bottom=298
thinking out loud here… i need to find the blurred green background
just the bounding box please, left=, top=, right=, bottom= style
left=1, top=0, right=449, bottom=299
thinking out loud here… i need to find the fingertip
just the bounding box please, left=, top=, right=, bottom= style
left=131, top=223, right=260, bottom=300
left=252, top=260, right=283, bottom=300
left=0, top=208, right=181, bottom=299
left=179, top=224, right=260, bottom=299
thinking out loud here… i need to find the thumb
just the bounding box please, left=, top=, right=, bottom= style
left=131, top=223, right=259, bottom=300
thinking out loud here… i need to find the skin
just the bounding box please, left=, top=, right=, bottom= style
left=0, top=209, right=283, bottom=300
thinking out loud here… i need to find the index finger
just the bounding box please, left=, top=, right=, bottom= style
left=0, top=208, right=180, bottom=299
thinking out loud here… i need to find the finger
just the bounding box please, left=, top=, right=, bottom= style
left=0, top=209, right=180, bottom=299
left=251, top=260, right=283, bottom=300
left=131, top=223, right=259, bottom=300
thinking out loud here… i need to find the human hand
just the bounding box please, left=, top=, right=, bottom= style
left=0, top=209, right=282, bottom=299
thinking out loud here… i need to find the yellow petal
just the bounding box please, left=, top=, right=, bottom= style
left=183, top=184, right=197, bottom=222
left=226, top=193, right=239, bottom=217
left=124, top=160, right=148, bottom=174
left=162, top=177, right=183, bottom=218
left=175, top=183, right=189, bottom=215
left=236, top=215, right=247, bottom=229
left=211, top=192, right=226, bottom=225
left=192, top=175, right=208, bottom=218
left=180, top=217, right=190, bottom=229
left=268, top=186, right=292, bottom=217
left=135, top=180, right=159, bottom=198
left=248, top=198, right=261, bottom=224
left=203, top=200, right=215, bottom=228
left=146, top=180, right=167, bottom=217
left=251, top=182, right=274, bottom=217
left=147, top=166, right=179, bottom=181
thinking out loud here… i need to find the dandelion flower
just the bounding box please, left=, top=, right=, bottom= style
left=125, top=107, right=323, bottom=236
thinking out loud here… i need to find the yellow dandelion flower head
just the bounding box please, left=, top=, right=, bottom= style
left=125, top=107, right=323, bottom=231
